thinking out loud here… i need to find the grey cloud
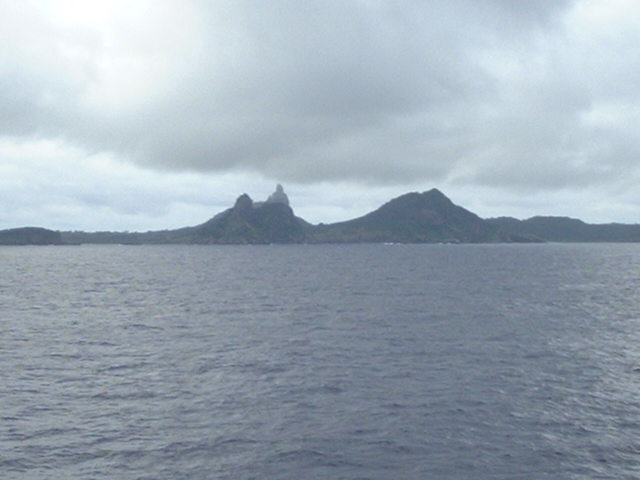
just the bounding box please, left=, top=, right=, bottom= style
left=2, top=0, right=640, bottom=197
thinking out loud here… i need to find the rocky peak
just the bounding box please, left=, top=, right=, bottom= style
left=265, top=184, right=289, bottom=206
left=233, top=193, right=253, bottom=212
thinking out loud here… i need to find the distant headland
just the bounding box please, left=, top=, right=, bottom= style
left=2, top=185, right=640, bottom=245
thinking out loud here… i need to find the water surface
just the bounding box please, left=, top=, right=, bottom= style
left=2, top=244, right=640, bottom=479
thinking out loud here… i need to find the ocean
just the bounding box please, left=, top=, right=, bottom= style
left=2, top=243, right=640, bottom=479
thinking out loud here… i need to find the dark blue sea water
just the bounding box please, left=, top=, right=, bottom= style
left=2, top=243, right=640, bottom=479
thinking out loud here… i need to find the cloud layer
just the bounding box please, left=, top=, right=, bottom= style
left=1, top=0, right=640, bottom=228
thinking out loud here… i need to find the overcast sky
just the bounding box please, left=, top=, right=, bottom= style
left=2, top=0, right=640, bottom=231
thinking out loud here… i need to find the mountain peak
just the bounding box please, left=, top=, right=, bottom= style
left=311, top=187, right=495, bottom=243
left=424, top=187, right=445, bottom=197
left=422, top=188, right=451, bottom=203
left=265, top=184, right=289, bottom=206
left=234, top=193, right=253, bottom=211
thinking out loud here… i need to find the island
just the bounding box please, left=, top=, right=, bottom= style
left=2, top=185, right=640, bottom=245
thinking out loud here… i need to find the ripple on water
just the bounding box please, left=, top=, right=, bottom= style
left=2, top=243, right=640, bottom=479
